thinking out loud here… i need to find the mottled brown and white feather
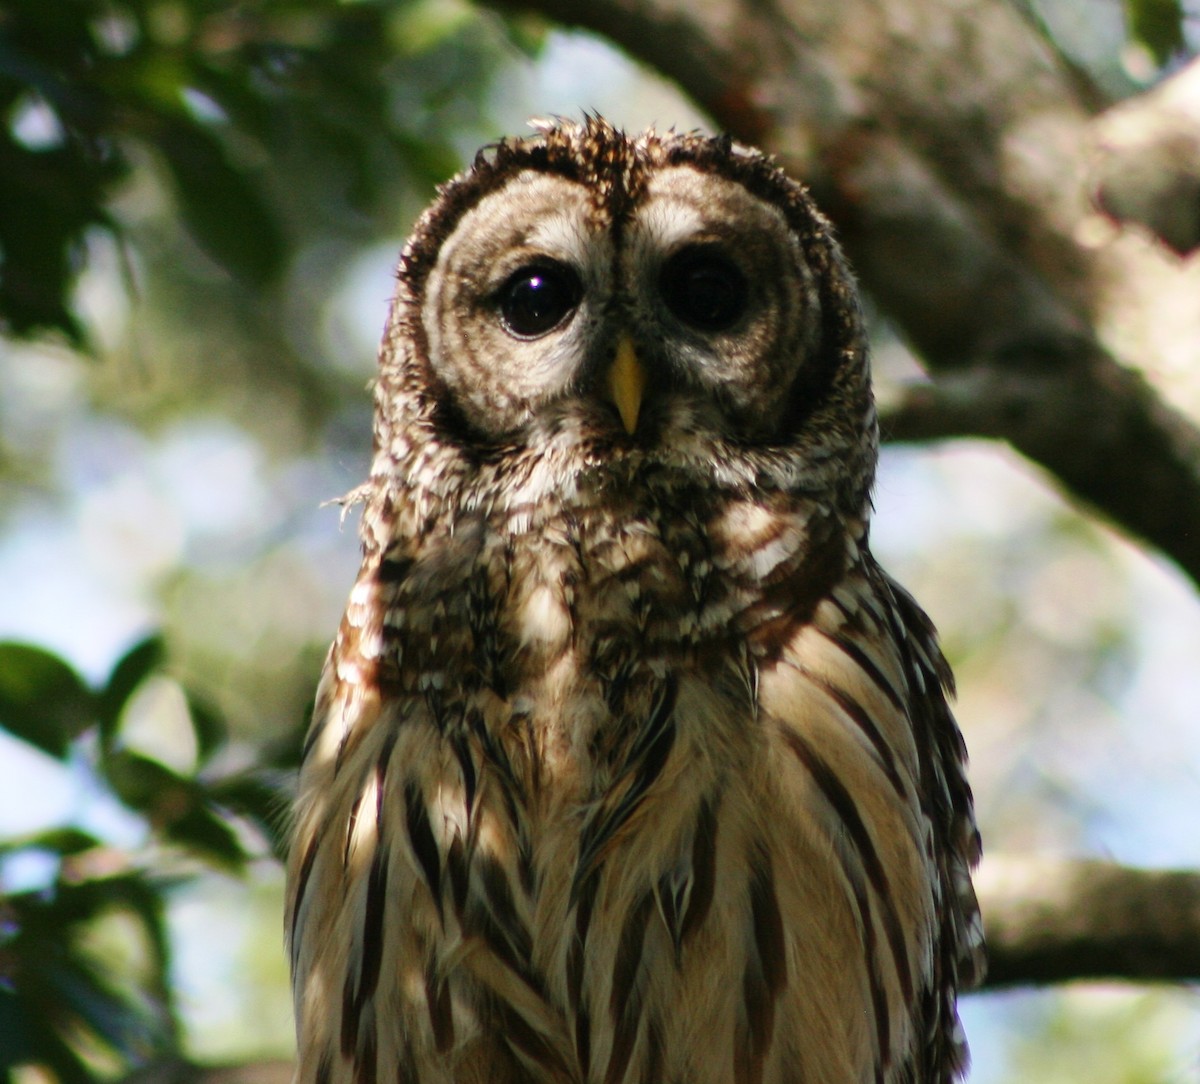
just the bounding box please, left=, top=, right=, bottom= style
left=287, top=118, right=983, bottom=1084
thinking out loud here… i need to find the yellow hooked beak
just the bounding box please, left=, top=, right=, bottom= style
left=605, top=336, right=647, bottom=435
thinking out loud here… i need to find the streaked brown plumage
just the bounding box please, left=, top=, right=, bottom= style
left=286, top=117, right=984, bottom=1084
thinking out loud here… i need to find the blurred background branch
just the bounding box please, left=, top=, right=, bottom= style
left=1093, top=55, right=1200, bottom=255
left=979, top=855, right=1200, bottom=986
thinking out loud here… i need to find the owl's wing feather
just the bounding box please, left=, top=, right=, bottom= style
left=881, top=574, right=986, bottom=1077
left=756, top=554, right=982, bottom=1082
left=289, top=679, right=582, bottom=1084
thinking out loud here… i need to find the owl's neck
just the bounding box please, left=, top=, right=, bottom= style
left=355, top=433, right=868, bottom=694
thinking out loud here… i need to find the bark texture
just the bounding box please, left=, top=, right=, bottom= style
left=977, top=855, right=1200, bottom=985
left=487, top=0, right=1200, bottom=588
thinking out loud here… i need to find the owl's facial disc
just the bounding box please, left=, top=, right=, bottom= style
left=625, top=166, right=823, bottom=438
left=420, top=162, right=823, bottom=446
left=421, top=170, right=612, bottom=439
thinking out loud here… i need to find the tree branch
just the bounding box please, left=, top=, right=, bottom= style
left=977, top=855, right=1200, bottom=986
left=881, top=360, right=1200, bottom=576
left=1093, top=57, right=1200, bottom=256
left=484, top=0, right=1200, bottom=589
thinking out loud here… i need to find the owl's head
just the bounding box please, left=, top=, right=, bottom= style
left=375, top=117, right=875, bottom=512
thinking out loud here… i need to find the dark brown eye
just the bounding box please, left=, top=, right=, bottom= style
left=661, top=247, right=748, bottom=332
left=498, top=263, right=581, bottom=338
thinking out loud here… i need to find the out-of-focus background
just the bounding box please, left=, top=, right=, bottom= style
left=2, top=1, right=1200, bottom=1080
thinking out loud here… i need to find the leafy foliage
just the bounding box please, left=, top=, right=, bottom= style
left=1123, top=0, right=1187, bottom=64
left=0, top=3, right=127, bottom=342
left=0, top=0, right=506, bottom=345
left=0, top=842, right=176, bottom=1084
left=0, top=636, right=295, bottom=1080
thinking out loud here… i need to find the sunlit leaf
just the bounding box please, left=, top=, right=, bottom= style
left=0, top=642, right=95, bottom=758
left=97, top=635, right=166, bottom=746
left=0, top=827, right=101, bottom=857
left=184, top=691, right=227, bottom=765
left=155, top=118, right=286, bottom=285
left=392, top=0, right=476, bottom=55
left=1123, top=0, right=1186, bottom=64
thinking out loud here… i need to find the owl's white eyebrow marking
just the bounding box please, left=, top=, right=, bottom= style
left=522, top=210, right=594, bottom=261
left=634, top=197, right=705, bottom=248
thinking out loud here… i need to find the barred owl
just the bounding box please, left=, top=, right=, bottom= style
left=286, top=118, right=984, bottom=1084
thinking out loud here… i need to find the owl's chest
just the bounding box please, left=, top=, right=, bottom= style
left=480, top=492, right=821, bottom=776
left=483, top=487, right=841, bottom=677
left=371, top=485, right=838, bottom=784
left=484, top=484, right=772, bottom=681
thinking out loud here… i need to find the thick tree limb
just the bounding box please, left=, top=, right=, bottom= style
left=1093, top=57, right=1200, bottom=256
left=485, top=0, right=1200, bottom=588
left=881, top=361, right=1200, bottom=576
left=977, top=855, right=1200, bottom=986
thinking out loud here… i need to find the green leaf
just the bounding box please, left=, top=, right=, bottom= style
left=392, top=0, right=476, bottom=55
left=155, top=117, right=286, bottom=285
left=499, top=11, right=553, bottom=58
left=97, top=635, right=166, bottom=746
left=63, top=871, right=178, bottom=1002
left=42, top=954, right=159, bottom=1062
left=184, top=690, right=227, bottom=765
left=0, top=827, right=101, bottom=858
left=393, top=130, right=463, bottom=191
left=101, top=750, right=247, bottom=869
left=101, top=749, right=193, bottom=817
left=1124, top=0, right=1186, bottom=64
left=0, top=988, right=39, bottom=1072
left=0, top=642, right=94, bottom=758
left=163, top=802, right=247, bottom=870
left=3, top=871, right=177, bottom=1075
left=208, top=770, right=289, bottom=859
left=0, top=985, right=95, bottom=1084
